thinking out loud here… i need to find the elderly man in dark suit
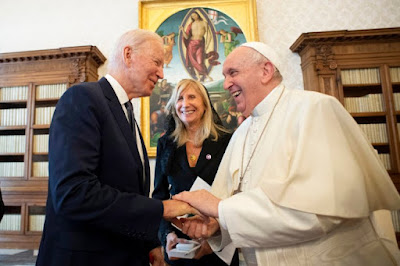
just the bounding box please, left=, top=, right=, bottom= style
left=36, top=29, right=196, bottom=266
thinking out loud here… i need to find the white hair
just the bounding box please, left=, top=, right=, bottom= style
left=107, top=29, right=162, bottom=72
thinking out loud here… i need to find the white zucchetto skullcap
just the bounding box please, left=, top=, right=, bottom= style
left=241, top=42, right=285, bottom=77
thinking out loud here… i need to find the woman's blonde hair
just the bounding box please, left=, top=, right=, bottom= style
left=166, top=79, right=228, bottom=147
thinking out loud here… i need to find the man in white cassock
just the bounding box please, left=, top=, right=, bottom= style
left=173, top=42, right=400, bottom=265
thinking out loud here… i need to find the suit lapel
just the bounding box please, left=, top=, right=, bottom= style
left=195, top=138, right=219, bottom=170
left=194, top=138, right=226, bottom=184
left=177, top=138, right=225, bottom=182
left=98, top=78, right=145, bottom=189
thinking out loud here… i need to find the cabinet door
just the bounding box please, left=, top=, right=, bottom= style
left=27, top=205, right=46, bottom=233
left=390, top=67, right=400, bottom=144
left=30, top=83, right=67, bottom=179
left=0, top=85, right=29, bottom=179
left=0, top=205, right=22, bottom=233
left=340, top=67, right=390, bottom=170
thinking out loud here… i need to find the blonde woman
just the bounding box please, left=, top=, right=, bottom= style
left=153, top=79, right=238, bottom=265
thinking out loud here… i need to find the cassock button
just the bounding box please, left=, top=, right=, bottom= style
left=206, top=154, right=211, bottom=160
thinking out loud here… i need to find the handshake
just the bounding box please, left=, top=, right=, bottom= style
left=162, top=190, right=222, bottom=260
left=162, top=189, right=222, bottom=238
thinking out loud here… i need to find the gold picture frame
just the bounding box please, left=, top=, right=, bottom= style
left=139, top=0, right=259, bottom=157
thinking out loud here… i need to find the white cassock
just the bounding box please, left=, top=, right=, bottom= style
left=208, top=83, right=400, bottom=265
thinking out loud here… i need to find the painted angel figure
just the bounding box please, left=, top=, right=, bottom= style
left=218, top=27, right=243, bottom=56
left=162, top=32, right=176, bottom=68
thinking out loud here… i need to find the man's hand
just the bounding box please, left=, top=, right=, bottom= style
left=149, top=246, right=164, bottom=266
left=180, top=216, right=220, bottom=239
left=193, top=240, right=213, bottom=260
left=172, top=190, right=221, bottom=218
left=162, top=199, right=201, bottom=221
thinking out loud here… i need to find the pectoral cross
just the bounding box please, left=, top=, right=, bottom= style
left=232, top=182, right=242, bottom=195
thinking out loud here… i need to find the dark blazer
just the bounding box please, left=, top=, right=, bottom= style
left=153, top=132, right=238, bottom=266
left=36, top=77, right=163, bottom=266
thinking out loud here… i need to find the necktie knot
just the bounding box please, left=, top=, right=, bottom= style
left=125, top=101, right=133, bottom=112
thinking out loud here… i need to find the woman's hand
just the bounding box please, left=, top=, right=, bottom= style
left=165, top=232, right=193, bottom=261
left=165, top=232, right=179, bottom=260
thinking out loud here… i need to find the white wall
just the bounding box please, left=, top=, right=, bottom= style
left=1, top=0, right=400, bottom=186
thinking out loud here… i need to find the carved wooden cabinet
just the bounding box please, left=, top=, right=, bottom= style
left=0, top=46, right=106, bottom=249
left=290, top=27, right=400, bottom=236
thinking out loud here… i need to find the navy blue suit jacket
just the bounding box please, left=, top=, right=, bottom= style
left=36, top=78, right=163, bottom=266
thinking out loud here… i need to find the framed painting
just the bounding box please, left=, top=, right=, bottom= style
left=139, top=0, right=259, bottom=156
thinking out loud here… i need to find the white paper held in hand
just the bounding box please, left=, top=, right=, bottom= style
left=168, top=240, right=201, bottom=259
left=190, top=176, right=212, bottom=192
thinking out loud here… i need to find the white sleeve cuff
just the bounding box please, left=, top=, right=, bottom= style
left=208, top=200, right=233, bottom=252
left=218, top=201, right=228, bottom=230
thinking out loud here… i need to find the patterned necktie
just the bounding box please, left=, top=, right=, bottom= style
left=124, top=101, right=136, bottom=140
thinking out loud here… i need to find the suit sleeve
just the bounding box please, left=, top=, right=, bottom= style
left=49, top=85, right=163, bottom=244
left=152, top=137, right=175, bottom=247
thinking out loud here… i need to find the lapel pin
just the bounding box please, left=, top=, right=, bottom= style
left=206, top=154, right=211, bottom=160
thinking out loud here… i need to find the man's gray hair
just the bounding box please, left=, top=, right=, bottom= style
left=107, top=29, right=162, bottom=71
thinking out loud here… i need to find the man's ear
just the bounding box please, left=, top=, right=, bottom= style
left=260, top=61, right=275, bottom=84
left=123, top=46, right=133, bottom=67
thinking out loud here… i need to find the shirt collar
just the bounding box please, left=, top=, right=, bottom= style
left=105, top=74, right=130, bottom=105
left=252, top=83, right=285, bottom=117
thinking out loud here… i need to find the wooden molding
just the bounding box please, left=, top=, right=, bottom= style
left=290, top=27, right=400, bottom=54
left=0, top=46, right=106, bottom=66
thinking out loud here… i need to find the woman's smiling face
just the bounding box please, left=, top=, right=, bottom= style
left=175, top=86, right=205, bottom=128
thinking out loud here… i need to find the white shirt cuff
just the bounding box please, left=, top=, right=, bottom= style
left=218, top=201, right=228, bottom=230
